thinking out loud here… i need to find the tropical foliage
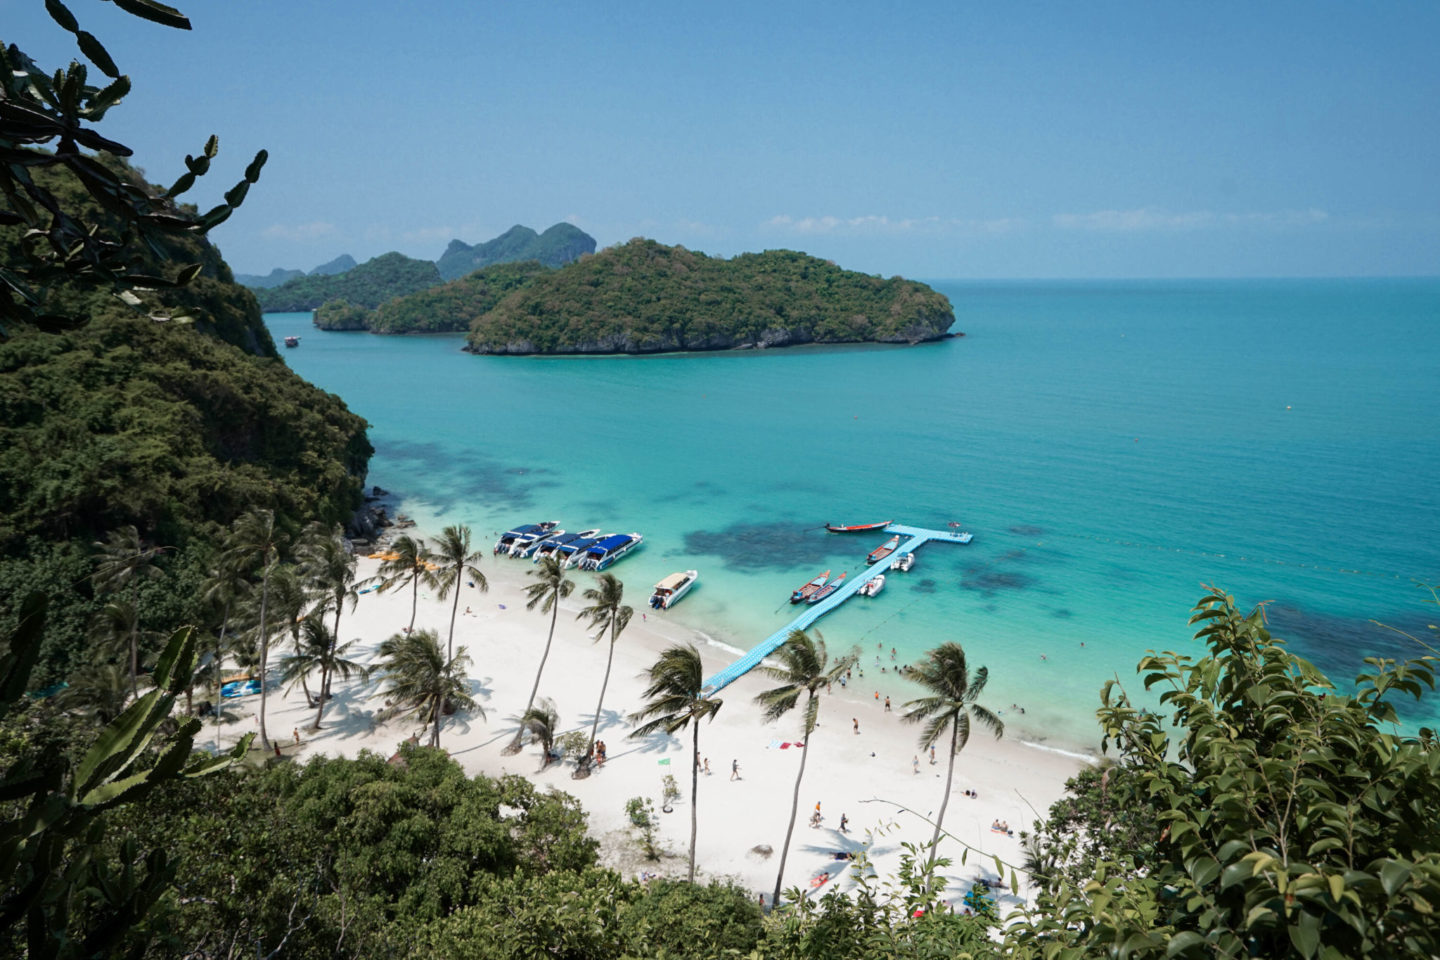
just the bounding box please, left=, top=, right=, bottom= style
left=465, top=239, right=956, bottom=354
left=256, top=251, right=441, bottom=311
left=350, top=260, right=554, bottom=333
left=375, top=628, right=477, bottom=749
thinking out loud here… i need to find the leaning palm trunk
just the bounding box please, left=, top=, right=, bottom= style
left=431, top=692, right=443, bottom=749
left=689, top=717, right=701, bottom=883
left=929, top=720, right=960, bottom=869
left=587, top=632, right=617, bottom=766
left=772, top=697, right=814, bottom=907
left=214, top=600, right=231, bottom=752
left=409, top=571, right=420, bottom=633
left=257, top=573, right=272, bottom=751
left=446, top=572, right=462, bottom=661
left=512, top=600, right=560, bottom=752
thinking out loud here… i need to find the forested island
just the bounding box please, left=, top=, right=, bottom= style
left=255, top=251, right=442, bottom=311
left=314, top=260, right=551, bottom=332
left=463, top=239, right=956, bottom=354
left=436, top=222, right=596, bottom=281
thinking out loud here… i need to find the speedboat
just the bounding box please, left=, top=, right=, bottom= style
left=650, top=570, right=698, bottom=609
left=557, top=533, right=605, bottom=567
left=790, top=569, right=831, bottom=604
left=283, top=335, right=301, bottom=348
left=825, top=520, right=892, bottom=533
left=807, top=571, right=847, bottom=604
left=858, top=574, right=886, bottom=597
left=533, top=529, right=599, bottom=561
left=576, top=532, right=643, bottom=570
left=511, top=528, right=564, bottom=558
left=493, top=521, right=559, bottom=555
left=890, top=552, right=915, bottom=572
left=866, top=535, right=901, bottom=565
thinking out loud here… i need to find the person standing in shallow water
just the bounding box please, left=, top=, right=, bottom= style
left=731, top=758, right=740, bottom=780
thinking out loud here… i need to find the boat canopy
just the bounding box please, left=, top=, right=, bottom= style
left=587, top=534, right=633, bottom=552
left=654, top=571, right=691, bottom=591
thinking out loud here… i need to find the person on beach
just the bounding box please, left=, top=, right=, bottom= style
left=731, top=759, right=740, bottom=780
left=703, top=757, right=711, bottom=775
left=839, top=813, right=849, bottom=833
left=929, top=744, right=936, bottom=765
left=884, top=696, right=891, bottom=712
left=293, top=727, right=300, bottom=745
left=852, top=717, right=859, bottom=734
left=912, top=755, right=920, bottom=775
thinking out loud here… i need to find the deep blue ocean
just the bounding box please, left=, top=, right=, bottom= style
left=264, top=278, right=1440, bottom=751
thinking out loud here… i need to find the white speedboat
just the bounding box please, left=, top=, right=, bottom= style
left=511, top=529, right=564, bottom=558
left=533, top=529, right=600, bottom=562
left=890, top=552, right=915, bottom=572
left=494, top=521, right=558, bottom=555
left=649, top=570, right=698, bottom=609
left=858, top=574, right=886, bottom=597
left=576, top=532, right=644, bottom=570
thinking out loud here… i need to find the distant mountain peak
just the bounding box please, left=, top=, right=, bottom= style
left=436, top=222, right=596, bottom=281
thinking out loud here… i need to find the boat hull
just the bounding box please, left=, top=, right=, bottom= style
left=650, top=570, right=698, bottom=609
left=825, top=520, right=892, bottom=533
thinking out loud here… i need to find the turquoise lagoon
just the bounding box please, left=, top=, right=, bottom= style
left=265, top=278, right=1440, bottom=751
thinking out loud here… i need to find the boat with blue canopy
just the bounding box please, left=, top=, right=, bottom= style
left=494, top=521, right=558, bottom=555
left=577, top=532, right=644, bottom=570
left=533, top=529, right=599, bottom=561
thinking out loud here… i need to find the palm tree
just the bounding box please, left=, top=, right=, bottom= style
left=375, top=534, right=434, bottom=633
left=55, top=662, right=130, bottom=725
left=222, top=508, right=287, bottom=751
left=200, top=558, right=250, bottom=749
left=375, top=627, right=477, bottom=749
left=280, top=616, right=368, bottom=730
left=91, top=524, right=166, bottom=700
left=753, top=628, right=858, bottom=908
left=517, top=697, right=560, bottom=767
left=629, top=643, right=723, bottom=884
left=295, top=522, right=359, bottom=704
left=576, top=572, right=632, bottom=772
left=430, top=524, right=487, bottom=660
left=901, top=642, right=1004, bottom=869
left=509, top=555, right=573, bottom=753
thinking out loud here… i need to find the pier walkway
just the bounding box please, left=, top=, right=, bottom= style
left=700, top=524, right=972, bottom=695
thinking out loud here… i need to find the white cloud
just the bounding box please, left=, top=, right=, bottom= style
left=1053, top=206, right=1330, bottom=233
left=260, top=221, right=336, bottom=242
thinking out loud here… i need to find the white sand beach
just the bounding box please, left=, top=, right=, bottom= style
left=214, top=549, right=1093, bottom=909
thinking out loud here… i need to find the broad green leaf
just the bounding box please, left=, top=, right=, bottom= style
left=76, top=30, right=120, bottom=78
left=1166, top=931, right=1205, bottom=956
left=1379, top=860, right=1412, bottom=896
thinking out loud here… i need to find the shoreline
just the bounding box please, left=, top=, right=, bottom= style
left=214, top=545, right=1092, bottom=907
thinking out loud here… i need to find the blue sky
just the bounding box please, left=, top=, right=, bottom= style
left=14, top=1, right=1440, bottom=278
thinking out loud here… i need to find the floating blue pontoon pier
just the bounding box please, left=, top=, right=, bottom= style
left=700, top=524, right=972, bottom=695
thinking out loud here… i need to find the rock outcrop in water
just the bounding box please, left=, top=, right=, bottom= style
left=464, top=239, right=955, bottom=355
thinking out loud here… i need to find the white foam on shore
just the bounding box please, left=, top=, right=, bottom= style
left=692, top=630, right=747, bottom=659
left=1019, top=739, right=1100, bottom=765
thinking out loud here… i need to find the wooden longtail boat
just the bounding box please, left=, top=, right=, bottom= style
left=866, top=535, right=902, bottom=565
left=789, top=569, right=831, bottom=604
left=807, top=571, right=848, bottom=604
left=825, top=520, right=892, bottom=533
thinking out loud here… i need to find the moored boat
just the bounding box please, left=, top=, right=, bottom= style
left=890, top=552, right=915, bottom=572
left=511, top=528, right=564, bottom=558
left=283, top=335, right=301, bottom=348
left=650, top=570, right=698, bottom=609
left=789, top=569, right=831, bottom=604
left=866, top=535, right=902, bottom=565
left=858, top=573, right=886, bottom=597
left=577, top=532, right=643, bottom=570
left=533, top=529, right=599, bottom=561
left=825, top=520, right=892, bottom=533
left=494, top=521, right=559, bottom=555
left=807, top=571, right=848, bottom=604
left=557, top=533, right=604, bottom=567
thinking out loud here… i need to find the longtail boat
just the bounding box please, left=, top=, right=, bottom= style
left=789, top=569, right=831, bottom=604
left=807, top=571, right=848, bottom=604
left=866, top=535, right=902, bottom=565
left=825, top=520, right=892, bottom=533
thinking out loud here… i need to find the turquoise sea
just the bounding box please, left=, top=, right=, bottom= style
left=265, top=278, right=1440, bottom=751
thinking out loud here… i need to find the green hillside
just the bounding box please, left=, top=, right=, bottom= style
left=256, top=252, right=441, bottom=311
left=464, top=239, right=956, bottom=354
left=314, top=261, right=553, bottom=333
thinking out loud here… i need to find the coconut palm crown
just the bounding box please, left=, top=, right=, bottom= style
left=374, top=534, right=434, bottom=633
left=430, top=524, right=487, bottom=661
left=375, top=627, right=477, bottom=749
